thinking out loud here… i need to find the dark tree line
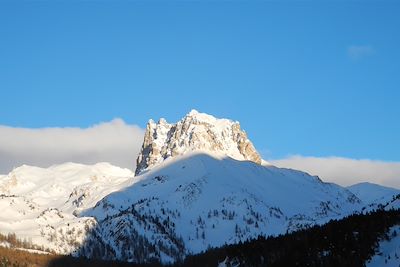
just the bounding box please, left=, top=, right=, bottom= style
left=178, top=209, right=400, bottom=267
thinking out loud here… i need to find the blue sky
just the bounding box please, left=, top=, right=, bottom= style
left=1, top=1, right=400, bottom=162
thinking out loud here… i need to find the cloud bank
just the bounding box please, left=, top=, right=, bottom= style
left=0, top=119, right=144, bottom=174
left=271, top=156, right=400, bottom=189
left=1, top=120, right=399, bottom=190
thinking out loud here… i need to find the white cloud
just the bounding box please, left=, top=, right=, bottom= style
left=347, top=45, right=374, bottom=60
left=2, top=120, right=398, bottom=190
left=271, top=156, right=400, bottom=189
left=0, top=119, right=144, bottom=174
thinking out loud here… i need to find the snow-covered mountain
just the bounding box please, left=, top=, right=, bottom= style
left=135, top=110, right=261, bottom=175
left=0, top=110, right=396, bottom=264
left=0, top=162, right=134, bottom=254
left=347, top=182, right=399, bottom=205
left=84, top=151, right=363, bottom=262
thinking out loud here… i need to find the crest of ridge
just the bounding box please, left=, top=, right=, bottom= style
left=135, top=110, right=261, bottom=175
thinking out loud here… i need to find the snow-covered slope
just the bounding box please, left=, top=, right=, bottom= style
left=385, top=195, right=400, bottom=210
left=0, top=159, right=365, bottom=263
left=84, top=151, right=363, bottom=263
left=0, top=162, right=134, bottom=253
left=348, top=182, right=400, bottom=205
left=367, top=225, right=400, bottom=267
left=135, top=110, right=261, bottom=175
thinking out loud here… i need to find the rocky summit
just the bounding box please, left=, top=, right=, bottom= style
left=135, top=110, right=261, bottom=175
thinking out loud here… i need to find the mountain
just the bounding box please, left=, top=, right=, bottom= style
left=84, top=151, right=362, bottom=263
left=347, top=182, right=400, bottom=205
left=0, top=162, right=134, bottom=254
left=135, top=109, right=261, bottom=175
left=72, top=110, right=364, bottom=263
left=0, top=110, right=394, bottom=264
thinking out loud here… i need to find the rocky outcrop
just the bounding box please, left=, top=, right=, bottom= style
left=135, top=110, right=261, bottom=175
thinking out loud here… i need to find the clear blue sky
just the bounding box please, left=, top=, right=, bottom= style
left=1, top=1, right=399, bottom=161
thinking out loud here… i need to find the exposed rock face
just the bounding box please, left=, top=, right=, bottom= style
left=135, top=110, right=262, bottom=175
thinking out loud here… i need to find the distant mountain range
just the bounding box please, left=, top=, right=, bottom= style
left=0, top=110, right=398, bottom=264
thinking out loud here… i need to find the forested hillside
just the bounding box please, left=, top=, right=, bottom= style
left=179, top=209, right=400, bottom=267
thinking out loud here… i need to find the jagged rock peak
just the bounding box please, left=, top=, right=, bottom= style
left=135, top=109, right=262, bottom=175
